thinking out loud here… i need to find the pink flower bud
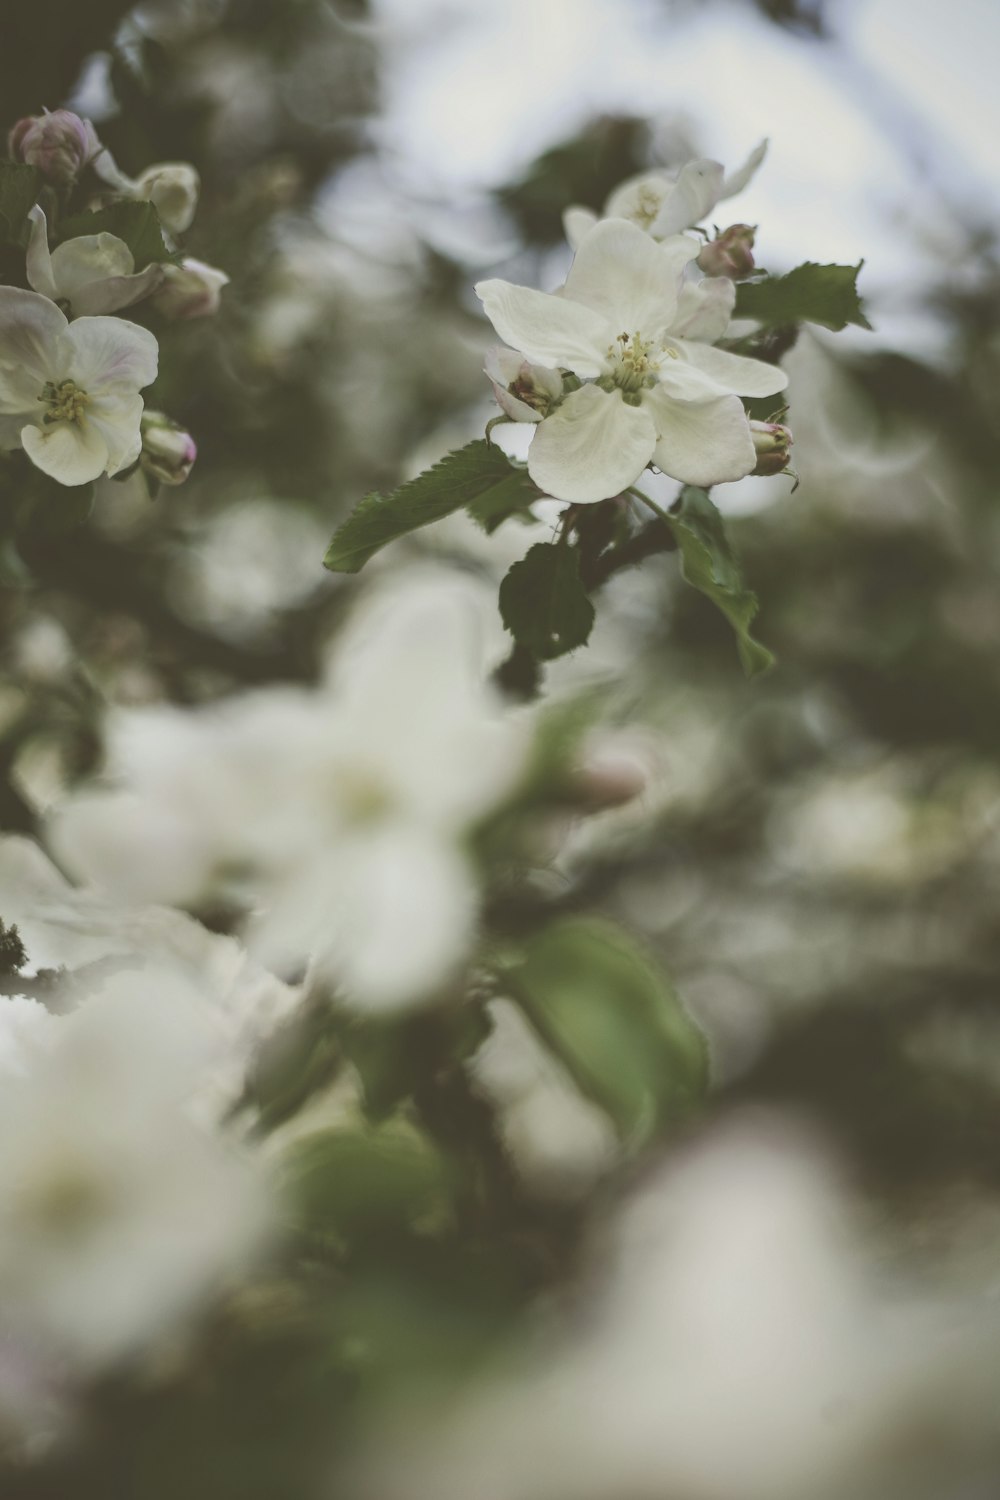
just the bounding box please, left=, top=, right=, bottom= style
left=696, top=223, right=756, bottom=280
left=140, top=411, right=197, bottom=487
left=151, top=258, right=229, bottom=320
left=750, top=419, right=793, bottom=476
left=9, top=111, right=101, bottom=189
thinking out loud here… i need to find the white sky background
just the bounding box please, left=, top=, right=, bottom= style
left=367, top=0, right=1000, bottom=335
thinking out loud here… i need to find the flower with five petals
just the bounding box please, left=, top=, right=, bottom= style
left=475, top=218, right=786, bottom=503
left=0, top=287, right=158, bottom=486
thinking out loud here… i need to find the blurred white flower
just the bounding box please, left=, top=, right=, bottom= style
left=25, top=205, right=165, bottom=318
left=476, top=218, right=786, bottom=502
left=49, top=582, right=532, bottom=1011
left=93, top=154, right=201, bottom=236
left=0, top=287, right=157, bottom=485
left=151, top=257, right=230, bottom=320
left=364, top=1116, right=981, bottom=1500
left=563, top=141, right=768, bottom=249
left=0, top=977, right=271, bottom=1374
left=0, top=835, right=301, bottom=1120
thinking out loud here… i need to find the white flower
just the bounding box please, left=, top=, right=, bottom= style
left=151, top=257, right=230, bottom=320
left=94, top=153, right=201, bottom=236
left=564, top=140, right=768, bottom=250
left=0, top=287, right=158, bottom=486
left=0, top=976, right=272, bottom=1373
left=0, top=834, right=301, bottom=1122
left=25, top=205, right=165, bottom=317
left=49, top=580, right=532, bottom=1012
left=475, top=218, right=787, bottom=503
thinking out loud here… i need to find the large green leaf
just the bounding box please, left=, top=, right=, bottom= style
left=283, top=1121, right=451, bottom=1239
left=498, top=541, right=595, bottom=661
left=0, top=162, right=41, bottom=249
left=57, top=200, right=177, bottom=268
left=498, top=916, right=707, bottom=1142
left=736, top=260, right=871, bottom=332
left=324, top=440, right=539, bottom=573
left=667, top=486, right=774, bottom=676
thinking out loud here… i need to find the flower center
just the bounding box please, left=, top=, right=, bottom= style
left=632, top=185, right=664, bottom=230
left=601, top=331, right=674, bottom=402
left=39, top=379, right=90, bottom=426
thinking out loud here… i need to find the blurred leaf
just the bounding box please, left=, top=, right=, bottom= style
left=499, top=916, right=707, bottom=1141
left=667, top=487, right=774, bottom=675
left=0, top=162, right=41, bottom=249
left=736, top=260, right=871, bottom=331
left=500, top=116, right=649, bottom=242
left=57, top=201, right=178, bottom=268
left=283, top=1121, right=451, bottom=1238
left=498, top=542, right=595, bottom=661
left=323, top=440, right=538, bottom=573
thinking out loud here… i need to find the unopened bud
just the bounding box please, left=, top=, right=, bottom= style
left=151, top=257, right=229, bottom=320
left=140, top=411, right=197, bottom=487
left=573, top=737, right=651, bottom=811
left=9, top=111, right=101, bottom=188
left=697, top=223, right=756, bottom=280
left=750, top=419, right=793, bottom=476
left=483, top=346, right=562, bottom=423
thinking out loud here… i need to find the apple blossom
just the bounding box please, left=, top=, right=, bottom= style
left=25, top=205, right=165, bottom=317
left=476, top=217, right=787, bottom=503
left=484, top=345, right=564, bottom=423
left=48, top=580, right=532, bottom=1012
left=9, top=111, right=101, bottom=188
left=152, top=257, right=230, bottom=320
left=140, top=409, right=197, bottom=485
left=0, top=287, right=158, bottom=485
left=563, top=140, right=768, bottom=250
left=94, top=153, right=201, bottom=236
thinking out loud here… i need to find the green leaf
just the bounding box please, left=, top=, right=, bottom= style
left=667, top=487, right=774, bottom=676
left=283, top=1121, right=451, bottom=1238
left=498, top=542, right=595, bottom=661
left=57, top=200, right=177, bottom=268
left=499, top=916, right=707, bottom=1142
left=323, top=440, right=540, bottom=573
left=0, top=162, right=41, bottom=248
left=735, top=260, right=871, bottom=332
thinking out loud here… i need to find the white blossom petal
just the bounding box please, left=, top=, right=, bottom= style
left=561, top=218, right=692, bottom=335
left=721, top=138, right=768, bottom=200
left=68, top=263, right=165, bottom=318
left=88, top=391, right=145, bottom=475
left=649, top=389, right=756, bottom=486
left=563, top=205, right=599, bottom=251
left=25, top=206, right=59, bottom=301
left=50, top=233, right=134, bottom=295
left=0, top=287, right=69, bottom=392
left=333, top=830, right=477, bottom=1011
left=673, top=338, right=789, bottom=397
left=21, top=419, right=109, bottom=485
left=475, top=279, right=610, bottom=377
left=650, top=160, right=726, bottom=236
left=670, top=277, right=736, bottom=343
left=66, top=317, right=159, bottom=393
left=528, top=384, right=656, bottom=504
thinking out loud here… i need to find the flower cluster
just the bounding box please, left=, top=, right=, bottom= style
left=1, top=109, right=229, bottom=490
left=477, top=142, right=790, bottom=503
